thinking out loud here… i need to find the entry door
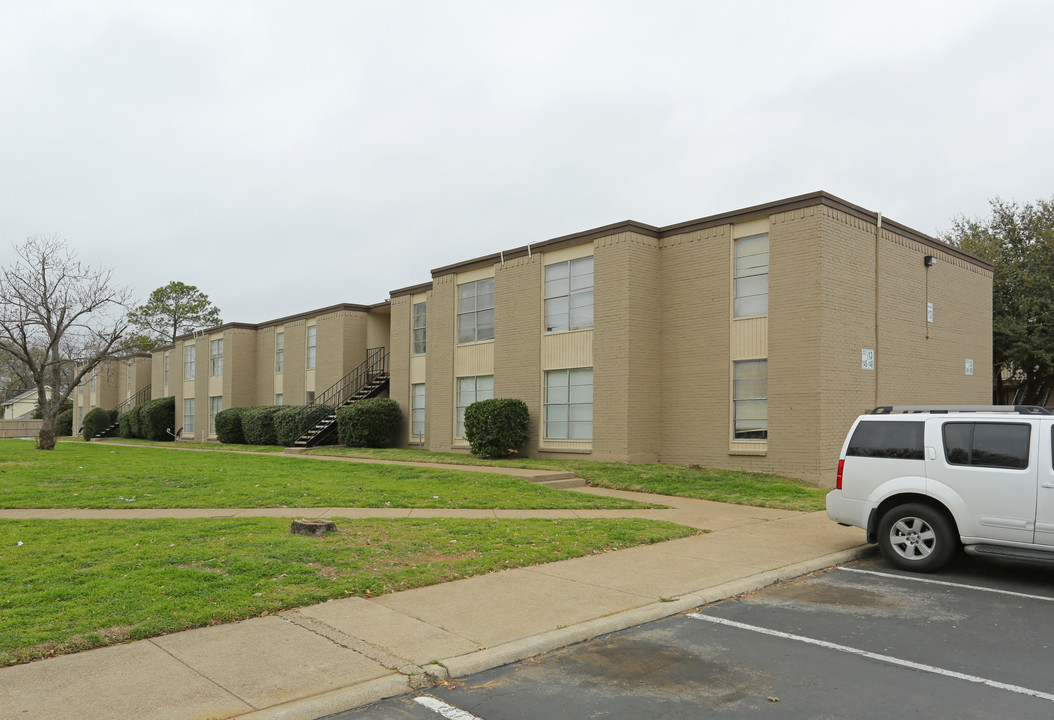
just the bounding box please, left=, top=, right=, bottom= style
left=924, top=419, right=1037, bottom=544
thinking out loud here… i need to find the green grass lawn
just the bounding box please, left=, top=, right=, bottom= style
left=306, top=447, right=829, bottom=512
left=0, top=516, right=698, bottom=665
left=85, top=437, right=287, bottom=453
left=0, top=440, right=655, bottom=509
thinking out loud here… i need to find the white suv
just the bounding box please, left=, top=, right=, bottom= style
left=827, top=405, right=1054, bottom=572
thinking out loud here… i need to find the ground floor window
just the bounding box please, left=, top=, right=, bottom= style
left=411, top=383, right=426, bottom=436
left=209, top=396, right=222, bottom=436
left=184, top=398, right=195, bottom=434
left=456, top=375, right=493, bottom=438
left=275, top=393, right=283, bottom=406
left=544, top=367, right=593, bottom=440
left=733, top=359, right=767, bottom=440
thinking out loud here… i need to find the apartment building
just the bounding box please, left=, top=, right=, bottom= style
left=152, top=303, right=391, bottom=441
left=72, top=354, right=152, bottom=432
left=387, top=192, right=993, bottom=485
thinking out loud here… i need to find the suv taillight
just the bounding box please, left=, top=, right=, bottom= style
left=836, top=459, right=844, bottom=490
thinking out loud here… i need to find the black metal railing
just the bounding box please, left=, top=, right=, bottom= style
left=113, top=385, right=153, bottom=416
left=309, top=348, right=388, bottom=411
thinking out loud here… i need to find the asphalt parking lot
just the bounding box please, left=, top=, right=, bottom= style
left=335, top=553, right=1054, bottom=719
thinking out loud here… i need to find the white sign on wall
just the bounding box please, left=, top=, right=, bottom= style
left=927, top=302, right=934, bottom=323
left=965, top=358, right=974, bottom=376
left=862, top=349, right=875, bottom=371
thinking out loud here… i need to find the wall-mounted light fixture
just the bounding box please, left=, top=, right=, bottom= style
left=924, top=255, right=937, bottom=267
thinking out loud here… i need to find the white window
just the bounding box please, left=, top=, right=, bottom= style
left=210, top=339, right=223, bottom=377
left=545, top=256, right=594, bottom=332
left=209, top=396, right=222, bottom=436
left=306, top=326, right=316, bottom=370
left=184, top=345, right=196, bottom=381
left=457, top=278, right=495, bottom=344
left=734, top=233, right=769, bottom=317
left=275, top=393, right=283, bottom=406
left=306, top=390, right=315, bottom=404
left=544, top=368, right=593, bottom=440
left=183, top=398, right=195, bottom=434
left=733, top=359, right=768, bottom=440
left=412, top=302, right=427, bottom=355
left=91, top=369, right=97, bottom=392
left=275, top=332, right=284, bottom=373
left=456, top=375, right=493, bottom=438
left=164, top=353, right=170, bottom=387
left=411, top=383, right=426, bottom=436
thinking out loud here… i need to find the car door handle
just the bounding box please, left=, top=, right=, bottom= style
left=1042, top=483, right=1054, bottom=489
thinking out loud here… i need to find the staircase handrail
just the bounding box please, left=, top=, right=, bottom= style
left=112, top=385, right=153, bottom=416
left=308, top=348, right=388, bottom=411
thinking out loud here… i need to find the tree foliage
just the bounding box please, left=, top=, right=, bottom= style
left=128, top=281, right=221, bottom=346
left=0, top=236, right=134, bottom=449
left=943, top=197, right=1054, bottom=404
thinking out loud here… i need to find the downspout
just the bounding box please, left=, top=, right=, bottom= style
left=875, top=212, right=882, bottom=408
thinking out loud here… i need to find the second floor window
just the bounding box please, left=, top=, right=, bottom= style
left=210, top=339, right=223, bottom=377
left=734, top=233, right=769, bottom=317
left=457, top=278, right=494, bottom=344
left=275, top=332, right=284, bottom=373
left=184, top=345, right=196, bottom=381
left=306, top=326, right=316, bottom=370
left=412, top=302, right=427, bottom=355
left=545, top=256, right=594, bottom=332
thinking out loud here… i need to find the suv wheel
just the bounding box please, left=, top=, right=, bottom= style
left=877, top=503, right=956, bottom=572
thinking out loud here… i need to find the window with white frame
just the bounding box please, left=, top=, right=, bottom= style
left=733, top=359, right=768, bottom=440
left=275, top=332, right=284, bottom=373
left=306, top=390, right=315, bottom=404
left=734, top=233, right=769, bottom=317
left=306, top=326, right=317, bottom=370
left=184, top=345, right=196, bottom=381
left=544, top=368, right=593, bottom=440
left=275, top=393, right=283, bottom=406
left=183, top=398, right=195, bottom=434
left=210, top=339, right=223, bottom=377
left=545, top=256, right=594, bottom=332
left=412, top=302, right=427, bottom=355
left=457, top=278, right=494, bottom=344
left=411, top=383, right=426, bottom=436
left=91, top=369, right=97, bottom=392
left=164, top=354, right=170, bottom=387
left=456, top=375, right=493, bottom=438
left=209, top=396, right=222, bottom=435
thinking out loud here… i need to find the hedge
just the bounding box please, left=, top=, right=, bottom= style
left=118, top=412, right=135, bottom=438
left=55, top=408, right=74, bottom=437
left=126, top=403, right=144, bottom=439
left=337, top=398, right=401, bottom=448
left=139, top=396, right=175, bottom=441
left=81, top=407, right=117, bottom=440
left=214, top=407, right=247, bottom=444
left=241, top=406, right=283, bottom=446
left=463, top=398, right=530, bottom=459
left=274, top=404, right=333, bottom=446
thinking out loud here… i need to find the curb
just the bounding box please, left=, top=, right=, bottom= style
left=236, top=543, right=875, bottom=719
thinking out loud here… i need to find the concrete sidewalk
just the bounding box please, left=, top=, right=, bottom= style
left=1, top=487, right=868, bottom=720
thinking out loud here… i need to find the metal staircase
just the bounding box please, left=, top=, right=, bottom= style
left=293, top=348, right=389, bottom=447
left=93, top=385, right=152, bottom=439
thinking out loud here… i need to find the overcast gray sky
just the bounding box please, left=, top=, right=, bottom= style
left=2, top=1, right=1052, bottom=324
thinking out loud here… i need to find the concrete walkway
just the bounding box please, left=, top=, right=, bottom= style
left=0, top=482, right=868, bottom=720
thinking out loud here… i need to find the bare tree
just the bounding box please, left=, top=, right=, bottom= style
left=0, top=235, right=135, bottom=449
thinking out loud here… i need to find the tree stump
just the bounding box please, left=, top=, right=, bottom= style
left=290, top=519, right=337, bottom=536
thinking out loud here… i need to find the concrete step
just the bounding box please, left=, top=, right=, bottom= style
left=537, top=477, right=587, bottom=489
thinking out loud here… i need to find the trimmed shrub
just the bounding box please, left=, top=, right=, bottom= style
left=126, top=403, right=144, bottom=439
left=55, top=408, right=74, bottom=437
left=464, top=398, right=530, bottom=459
left=215, top=407, right=247, bottom=444
left=81, top=407, right=117, bottom=440
left=119, top=412, right=135, bottom=438
left=337, top=398, right=401, bottom=448
left=139, top=397, right=176, bottom=441
left=274, top=404, right=333, bottom=446
left=241, top=406, right=283, bottom=446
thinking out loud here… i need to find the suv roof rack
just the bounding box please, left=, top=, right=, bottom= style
left=871, top=405, right=1054, bottom=416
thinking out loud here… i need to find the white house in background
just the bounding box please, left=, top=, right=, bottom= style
left=1, top=387, right=49, bottom=419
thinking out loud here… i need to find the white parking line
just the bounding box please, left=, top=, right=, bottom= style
left=415, top=695, right=486, bottom=719
left=689, top=613, right=1054, bottom=703
left=837, top=566, right=1054, bottom=603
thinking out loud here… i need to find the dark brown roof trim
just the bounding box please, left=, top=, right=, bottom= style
left=431, top=220, right=661, bottom=278
left=389, top=281, right=434, bottom=299
left=169, top=303, right=377, bottom=344
left=428, top=191, right=991, bottom=277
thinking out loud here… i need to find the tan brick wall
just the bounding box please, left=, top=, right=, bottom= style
left=494, top=254, right=544, bottom=454
left=389, top=295, right=413, bottom=443
left=658, top=225, right=733, bottom=465
left=593, top=231, right=662, bottom=463
left=254, top=327, right=277, bottom=406
left=283, top=320, right=307, bottom=405
left=226, top=328, right=258, bottom=410
left=425, top=274, right=457, bottom=451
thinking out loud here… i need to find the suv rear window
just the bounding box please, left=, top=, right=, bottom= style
left=846, top=421, right=924, bottom=460
left=943, top=422, right=1030, bottom=469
